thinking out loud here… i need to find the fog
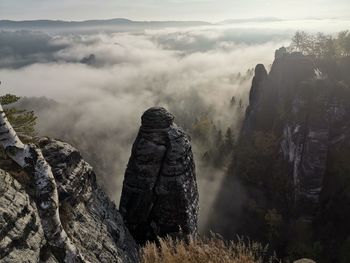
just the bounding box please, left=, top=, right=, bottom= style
left=0, top=20, right=347, bottom=231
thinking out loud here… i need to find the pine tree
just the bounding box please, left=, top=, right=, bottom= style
left=0, top=94, right=37, bottom=143
left=211, top=129, right=224, bottom=168
left=224, top=127, right=234, bottom=153
left=216, top=129, right=223, bottom=146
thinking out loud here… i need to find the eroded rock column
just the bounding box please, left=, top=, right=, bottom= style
left=119, top=107, right=199, bottom=244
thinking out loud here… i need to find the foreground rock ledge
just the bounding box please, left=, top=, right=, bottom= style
left=120, top=107, right=199, bottom=244
left=0, top=138, right=139, bottom=263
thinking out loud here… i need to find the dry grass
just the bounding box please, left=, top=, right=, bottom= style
left=141, top=235, right=279, bottom=263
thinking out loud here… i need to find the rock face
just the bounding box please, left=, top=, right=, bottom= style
left=0, top=138, right=139, bottom=263
left=119, top=107, right=199, bottom=244
left=250, top=53, right=326, bottom=217
left=243, top=63, right=268, bottom=135
left=209, top=51, right=350, bottom=262
left=238, top=51, right=346, bottom=218
left=0, top=170, right=45, bottom=263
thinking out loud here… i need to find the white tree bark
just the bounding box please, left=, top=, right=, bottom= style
left=0, top=103, right=86, bottom=263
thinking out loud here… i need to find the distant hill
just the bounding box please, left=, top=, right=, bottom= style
left=220, top=17, right=283, bottom=24
left=0, top=18, right=212, bottom=31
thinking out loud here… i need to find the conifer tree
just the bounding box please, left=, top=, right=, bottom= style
left=0, top=93, right=37, bottom=142
left=225, top=127, right=234, bottom=152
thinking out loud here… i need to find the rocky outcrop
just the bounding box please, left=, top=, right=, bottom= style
left=0, top=169, right=45, bottom=263
left=119, top=107, right=199, bottom=244
left=40, top=138, right=139, bottom=263
left=241, top=51, right=338, bottom=217
left=0, top=138, right=139, bottom=263
left=275, top=47, right=287, bottom=59
left=243, top=63, right=268, bottom=135
left=0, top=100, right=85, bottom=262
left=248, top=64, right=267, bottom=108
left=209, top=50, right=350, bottom=261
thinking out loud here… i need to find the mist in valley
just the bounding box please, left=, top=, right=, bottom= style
left=1, top=19, right=349, bottom=232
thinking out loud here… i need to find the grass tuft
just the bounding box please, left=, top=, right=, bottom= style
left=141, top=235, right=280, bottom=263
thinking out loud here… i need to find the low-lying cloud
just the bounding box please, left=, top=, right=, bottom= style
left=0, top=23, right=316, bottom=231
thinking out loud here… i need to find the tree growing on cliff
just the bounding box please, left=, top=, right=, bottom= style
left=314, top=33, right=336, bottom=58
left=290, top=31, right=312, bottom=54
left=0, top=93, right=37, bottom=142
left=289, top=30, right=350, bottom=58
left=0, top=93, right=37, bottom=160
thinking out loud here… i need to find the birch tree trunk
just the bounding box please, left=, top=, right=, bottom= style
left=0, top=103, right=86, bottom=263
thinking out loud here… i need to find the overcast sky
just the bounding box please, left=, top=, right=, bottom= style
left=0, top=0, right=349, bottom=22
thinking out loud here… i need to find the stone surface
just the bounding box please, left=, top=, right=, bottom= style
left=0, top=169, right=45, bottom=263
left=210, top=49, right=350, bottom=262
left=39, top=138, right=139, bottom=263
left=0, top=138, right=139, bottom=263
left=119, top=107, right=199, bottom=244
left=242, top=52, right=333, bottom=216
left=275, top=46, right=287, bottom=59
left=243, top=63, right=268, bottom=135
left=208, top=50, right=350, bottom=261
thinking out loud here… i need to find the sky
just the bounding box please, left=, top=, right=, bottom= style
left=0, top=0, right=350, bottom=22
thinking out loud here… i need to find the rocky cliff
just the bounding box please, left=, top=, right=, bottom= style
left=119, top=107, right=199, bottom=245
left=0, top=106, right=199, bottom=262
left=0, top=138, right=138, bottom=263
left=209, top=50, right=350, bottom=262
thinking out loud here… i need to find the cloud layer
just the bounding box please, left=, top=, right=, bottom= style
left=0, top=25, right=293, bottom=231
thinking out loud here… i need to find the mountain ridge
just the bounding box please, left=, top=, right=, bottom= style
left=0, top=18, right=212, bottom=30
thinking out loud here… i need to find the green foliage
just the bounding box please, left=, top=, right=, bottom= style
left=210, top=127, right=235, bottom=167
left=0, top=94, right=37, bottom=143
left=234, top=131, right=278, bottom=185
left=190, top=114, right=237, bottom=168
left=191, top=116, right=212, bottom=142
left=0, top=94, right=21, bottom=105
left=211, top=129, right=225, bottom=167
left=224, top=127, right=234, bottom=151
